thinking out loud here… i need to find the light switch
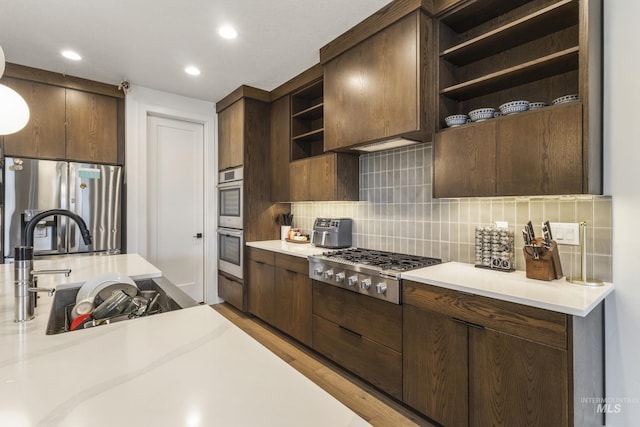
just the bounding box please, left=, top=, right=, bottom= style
left=550, top=222, right=580, bottom=246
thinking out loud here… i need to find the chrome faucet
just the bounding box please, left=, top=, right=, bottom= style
left=14, top=209, right=92, bottom=322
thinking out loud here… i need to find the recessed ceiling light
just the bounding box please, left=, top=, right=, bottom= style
left=185, top=66, right=201, bottom=76
left=218, top=25, right=238, bottom=40
left=61, top=50, right=82, bottom=61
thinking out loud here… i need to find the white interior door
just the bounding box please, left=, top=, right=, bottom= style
left=147, top=115, right=205, bottom=302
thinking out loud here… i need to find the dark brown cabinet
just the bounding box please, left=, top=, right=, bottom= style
left=216, top=87, right=288, bottom=310
left=434, top=102, right=583, bottom=197
left=289, top=153, right=359, bottom=202
left=2, top=77, right=120, bottom=164
left=290, top=79, right=324, bottom=160
left=403, top=304, right=468, bottom=426
left=403, top=279, right=604, bottom=427
left=273, top=254, right=312, bottom=346
left=247, top=248, right=276, bottom=322
left=2, top=77, right=66, bottom=159
left=269, top=65, right=359, bottom=202
left=312, top=282, right=403, bottom=399
left=434, top=0, right=602, bottom=197
left=469, top=326, right=568, bottom=427
left=497, top=101, right=582, bottom=195
left=270, top=95, right=291, bottom=202
left=246, top=248, right=312, bottom=346
left=218, top=272, right=246, bottom=312
left=66, top=89, right=118, bottom=163
left=433, top=121, right=497, bottom=198
left=322, top=9, right=434, bottom=151
left=218, top=98, right=245, bottom=171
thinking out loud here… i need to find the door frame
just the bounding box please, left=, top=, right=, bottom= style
left=125, top=90, right=218, bottom=304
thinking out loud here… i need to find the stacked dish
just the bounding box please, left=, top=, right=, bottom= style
left=445, top=114, right=469, bottom=127
left=552, top=94, right=579, bottom=105
left=468, top=108, right=495, bottom=122
left=528, top=102, right=548, bottom=110
left=499, top=100, right=530, bottom=115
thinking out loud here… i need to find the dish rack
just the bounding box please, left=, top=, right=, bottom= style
left=475, top=226, right=515, bottom=272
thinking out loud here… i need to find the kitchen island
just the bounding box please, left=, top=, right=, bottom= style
left=0, top=254, right=370, bottom=427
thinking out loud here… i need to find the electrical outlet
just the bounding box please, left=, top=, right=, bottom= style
left=550, top=222, right=580, bottom=246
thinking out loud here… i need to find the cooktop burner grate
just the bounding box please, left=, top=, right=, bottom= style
left=322, top=248, right=441, bottom=272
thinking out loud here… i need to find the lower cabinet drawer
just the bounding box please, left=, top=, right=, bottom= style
left=312, top=314, right=402, bottom=399
left=218, top=273, right=246, bottom=312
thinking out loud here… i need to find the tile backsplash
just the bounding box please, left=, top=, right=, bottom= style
left=291, top=144, right=613, bottom=282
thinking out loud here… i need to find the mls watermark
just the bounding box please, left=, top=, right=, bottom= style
left=580, top=396, right=640, bottom=414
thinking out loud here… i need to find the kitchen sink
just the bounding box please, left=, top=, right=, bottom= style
left=45, top=276, right=199, bottom=335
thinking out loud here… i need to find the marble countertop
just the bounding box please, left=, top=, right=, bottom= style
left=402, top=262, right=613, bottom=317
left=0, top=254, right=369, bottom=427
left=246, top=240, right=327, bottom=258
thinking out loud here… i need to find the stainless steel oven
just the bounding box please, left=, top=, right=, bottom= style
left=218, top=167, right=243, bottom=230
left=218, top=227, right=243, bottom=279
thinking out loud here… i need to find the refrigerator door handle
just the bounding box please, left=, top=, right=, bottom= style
left=57, top=213, right=68, bottom=254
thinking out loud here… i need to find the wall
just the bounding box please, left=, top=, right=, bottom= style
left=605, top=0, right=640, bottom=424
left=125, top=85, right=221, bottom=304
left=292, top=144, right=613, bottom=281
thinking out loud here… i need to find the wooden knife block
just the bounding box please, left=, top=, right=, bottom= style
left=524, top=239, right=563, bottom=281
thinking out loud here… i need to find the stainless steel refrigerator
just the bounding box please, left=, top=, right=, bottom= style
left=3, top=157, right=123, bottom=261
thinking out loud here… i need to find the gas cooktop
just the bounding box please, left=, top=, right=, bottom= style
left=321, top=248, right=442, bottom=272
left=309, top=248, right=442, bottom=304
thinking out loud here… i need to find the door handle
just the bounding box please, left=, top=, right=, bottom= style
left=193, top=233, right=203, bottom=239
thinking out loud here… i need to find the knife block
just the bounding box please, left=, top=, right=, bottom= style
left=523, top=239, right=563, bottom=281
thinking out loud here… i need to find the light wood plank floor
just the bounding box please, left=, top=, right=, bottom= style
left=211, top=303, right=436, bottom=427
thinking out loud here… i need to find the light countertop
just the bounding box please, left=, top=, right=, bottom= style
left=246, top=240, right=327, bottom=258
left=247, top=241, right=612, bottom=317
left=0, top=254, right=369, bottom=427
left=402, top=262, right=613, bottom=317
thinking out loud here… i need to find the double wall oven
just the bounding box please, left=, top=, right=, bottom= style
left=217, top=167, right=243, bottom=279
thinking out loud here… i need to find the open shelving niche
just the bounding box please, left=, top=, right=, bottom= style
left=437, top=0, right=581, bottom=129
left=290, top=79, right=324, bottom=161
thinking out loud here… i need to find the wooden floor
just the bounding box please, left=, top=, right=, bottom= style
left=211, top=303, right=436, bottom=427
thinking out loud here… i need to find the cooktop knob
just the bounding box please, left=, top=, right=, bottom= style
left=376, top=283, right=388, bottom=294
left=324, top=270, right=334, bottom=279
left=314, top=267, right=323, bottom=276
left=347, top=275, right=358, bottom=286
left=361, top=278, right=371, bottom=290
left=335, top=272, right=345, bottom=282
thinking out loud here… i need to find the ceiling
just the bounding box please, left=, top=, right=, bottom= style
left=0, top=0, right=390, bottom=102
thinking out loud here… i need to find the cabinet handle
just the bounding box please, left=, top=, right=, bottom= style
left=466, top=321, right=484, bottom=330
left=339, top=325, right=362, bottom=338
left=452, top=317, right=484, bottom=330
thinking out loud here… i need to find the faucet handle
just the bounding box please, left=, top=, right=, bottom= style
left=28, top=287, right=56, bottom=297
left=31, top=269, right=72, bottom=277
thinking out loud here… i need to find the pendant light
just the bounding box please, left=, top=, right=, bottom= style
left=0, top=45, right=30, bottom=135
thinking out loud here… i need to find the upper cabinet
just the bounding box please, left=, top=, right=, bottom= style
left=269, top=95, right=291, bottom=203
left=1, top=65, right=123, bottom=165
left=434, top=0, right=602, bottom=197
left=2, top=77, right=67, bottom=159
left=321, top=5, right=435, bottom=151
left=65, top=89, right=119, bottom=163
left=217, top=98, right=245, bottom=171
left=269, top=65, right=359, bottom=202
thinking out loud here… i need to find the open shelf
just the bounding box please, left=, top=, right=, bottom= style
left=292, top=128, right=324, bottom=143
left=439, top=0, right=532, bottom=33
left=441, top=46, right=578, bottom=101
left=292, top=103, right=323, bottom=121
left=290, top=78, right=324, bottom=161
left=441, top=0, right=578, bottom=66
